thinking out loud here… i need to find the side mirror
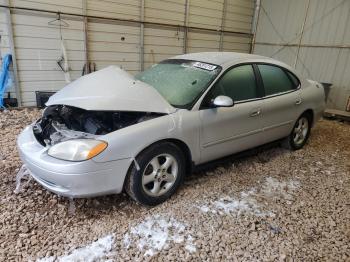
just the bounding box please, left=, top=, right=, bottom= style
left=212, top=95, right=234, bottom=107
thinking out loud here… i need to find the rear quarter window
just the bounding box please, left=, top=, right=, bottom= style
left=286, top=71, right=300, bottom=88
left=258, top=64, right=296, bottom=96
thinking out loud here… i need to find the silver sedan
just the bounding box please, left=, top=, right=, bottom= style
left=17, top=52, right=325, bottom=205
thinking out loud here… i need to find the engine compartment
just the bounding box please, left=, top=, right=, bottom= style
left=33, top=105, right=165, bottom=146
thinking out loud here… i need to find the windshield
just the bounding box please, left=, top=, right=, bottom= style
left=135, top=59, right=221, bottom=108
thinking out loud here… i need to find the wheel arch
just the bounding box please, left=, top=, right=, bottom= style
left=163, top=138, right=193, bottom=176
left=130, top=138, right=193, bottom=177
left=301, top=109, right=314, bottom=127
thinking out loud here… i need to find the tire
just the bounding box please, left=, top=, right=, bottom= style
left=283, top=113, right=311, bottom=150
left=125, top=142, right=186, bottom=206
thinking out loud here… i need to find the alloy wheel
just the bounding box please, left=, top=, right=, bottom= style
left=142, top=154, right=178, bottom=197
left=293, top=117, right=309, bottom=146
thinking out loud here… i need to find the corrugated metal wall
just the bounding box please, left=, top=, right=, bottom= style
left=0, top=8, right=9, bottom=55
left=12, top=14, right=86, bottom=104
left=0, top=6, right=14, bottom=97
left=0, top=0, right=255, bottom=107
left=254, top=0, right=350, bottom=113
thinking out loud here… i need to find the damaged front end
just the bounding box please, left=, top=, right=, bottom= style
left=33, top=105, right=165, bottom=146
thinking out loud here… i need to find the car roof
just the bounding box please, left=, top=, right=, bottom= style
left=171, top=52, right=270, bottom=66
left=171, top=52, right=300, bottom=78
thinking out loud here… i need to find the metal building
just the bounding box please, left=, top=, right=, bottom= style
left=0, top=0, right=255, bottom=106
left=253, top=0, right=350, bottom=117
left=1, top=0, right=349, bottom=116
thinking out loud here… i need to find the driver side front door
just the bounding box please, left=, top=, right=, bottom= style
left=199, top=64, right=265, bottom=163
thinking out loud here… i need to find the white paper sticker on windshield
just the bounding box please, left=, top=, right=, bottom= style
left=193, top=62, right=217, bottom=71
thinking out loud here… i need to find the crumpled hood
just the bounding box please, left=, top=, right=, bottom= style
left=46, top=66, right=176, bottom=114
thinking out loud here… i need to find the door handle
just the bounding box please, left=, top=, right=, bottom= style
left=250, top=109, right=261, bottom=117
left=295, top=99, right=302, bottom=105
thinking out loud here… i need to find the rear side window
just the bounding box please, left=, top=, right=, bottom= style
left=258, top=64, right=296, bottom=96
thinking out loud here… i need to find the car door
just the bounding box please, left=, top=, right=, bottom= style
left=256, top=64, right=301, bottom=144
left=199, top=64, right=265, bottom=163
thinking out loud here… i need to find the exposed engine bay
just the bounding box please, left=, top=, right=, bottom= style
left=33, top=105, right=165, bottom=146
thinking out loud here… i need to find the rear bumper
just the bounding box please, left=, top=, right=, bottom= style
left=17, top=125, right=132, bottom=198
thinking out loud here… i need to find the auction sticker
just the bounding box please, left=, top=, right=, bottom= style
left=193, top=62, right=217, bottom=71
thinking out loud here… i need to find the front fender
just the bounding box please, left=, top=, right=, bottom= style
left=93, top=111, right=201, bottom=164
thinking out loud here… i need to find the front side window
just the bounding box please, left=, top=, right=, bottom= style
left=135, top=59, right=221, bottom=108
left=258, top=64, right=296, bottom=96
left=203, top=64, right=258, bottom=105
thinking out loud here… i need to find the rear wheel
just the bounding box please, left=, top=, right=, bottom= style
left=125, top=142, right=185, bottom=206
left=283, top=114, right=311, bottom=150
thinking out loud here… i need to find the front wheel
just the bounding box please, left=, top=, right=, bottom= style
left=283, top=114, right=311, bottom=150
left=125, top=142, right=186, bottom=206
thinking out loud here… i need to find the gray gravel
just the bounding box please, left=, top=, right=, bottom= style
left=0, top=108, right=349, bottom=261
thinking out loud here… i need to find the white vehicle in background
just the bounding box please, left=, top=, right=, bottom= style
left=17, top=52, right=325, bottom=206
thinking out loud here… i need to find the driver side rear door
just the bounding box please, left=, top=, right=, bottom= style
left=199, top=64, right=265, bottom=163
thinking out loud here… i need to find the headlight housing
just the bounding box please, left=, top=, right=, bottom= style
left=48, top=139, right=107, bottom=161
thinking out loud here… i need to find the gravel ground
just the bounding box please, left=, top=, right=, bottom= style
left=0, top=108, right=349, bottom=261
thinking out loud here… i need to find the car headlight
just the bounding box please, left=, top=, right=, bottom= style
left=48, top=139, right=108, bottom=161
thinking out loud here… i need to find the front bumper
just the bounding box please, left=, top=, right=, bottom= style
left=17, top=125, right=132, bottom=198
